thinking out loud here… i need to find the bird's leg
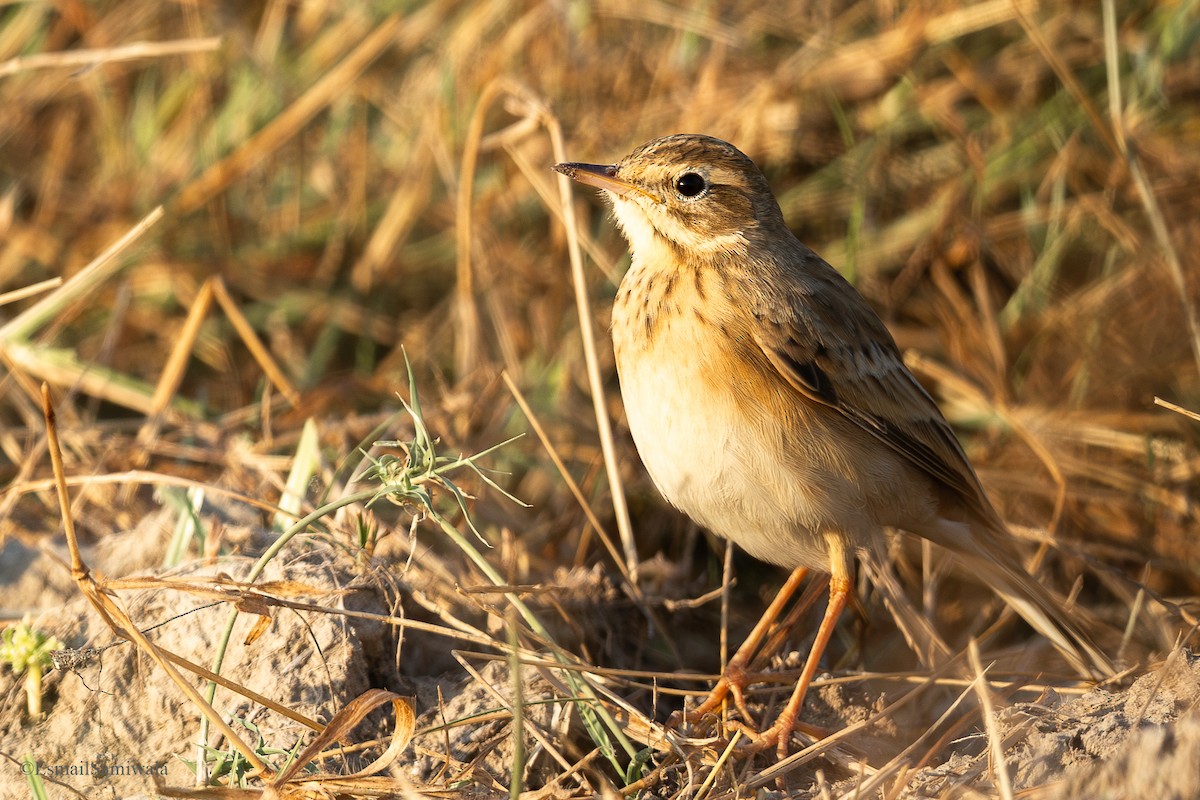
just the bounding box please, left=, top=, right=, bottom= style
left=755, top=574, right=831, bottom=680
left=748, top=540, right=853, bottom=759
left=685, top=566, right=809, bottom=725
left=759, top=576, right=849, bottom=758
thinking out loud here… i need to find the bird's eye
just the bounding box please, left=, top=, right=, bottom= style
left=675, top=172, right=707, bottom=198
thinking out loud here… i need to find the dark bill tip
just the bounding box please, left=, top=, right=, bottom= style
left=553, top=162, right=615, bottom=179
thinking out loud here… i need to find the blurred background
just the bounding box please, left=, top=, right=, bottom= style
left=1, top=0, right=1198, bottom=728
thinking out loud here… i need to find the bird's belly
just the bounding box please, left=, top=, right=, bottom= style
left=617, top=335, right=881, bottom=570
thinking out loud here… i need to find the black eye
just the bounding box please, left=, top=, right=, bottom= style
left=675, top=172, right=707, bottom=198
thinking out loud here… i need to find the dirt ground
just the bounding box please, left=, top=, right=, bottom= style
left=2, top=499, right=1197, bottom=800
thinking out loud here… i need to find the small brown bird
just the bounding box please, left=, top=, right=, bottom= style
left=555, top=134, right=1112, bottom=756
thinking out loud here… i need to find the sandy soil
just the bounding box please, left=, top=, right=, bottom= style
left=1, top=509, right=1195, bottom=799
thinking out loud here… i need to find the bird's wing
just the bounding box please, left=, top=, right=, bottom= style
left=750, top=253, right=1115, bottom=680
left=750, top=260, right=995, bottom=524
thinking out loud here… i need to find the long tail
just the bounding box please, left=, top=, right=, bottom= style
left=932, top=520, right=1114, bottom=680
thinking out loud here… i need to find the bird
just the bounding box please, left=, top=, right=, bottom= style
left=553, top=134, right=1113, bottom=757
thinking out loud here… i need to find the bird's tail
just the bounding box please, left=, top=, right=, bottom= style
left=933, top=520, right=1114, bottom=680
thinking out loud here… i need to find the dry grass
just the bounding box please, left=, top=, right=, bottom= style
left=1, top=0, right=1198, bottom=797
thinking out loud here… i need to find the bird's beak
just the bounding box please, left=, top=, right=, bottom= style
left=553, top=162, right=661, bottom=203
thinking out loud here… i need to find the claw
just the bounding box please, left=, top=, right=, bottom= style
left=666, top=566, right=849, bottom=763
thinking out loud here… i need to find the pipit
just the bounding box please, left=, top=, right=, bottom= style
left=554, top=134, right=1113, bottom=757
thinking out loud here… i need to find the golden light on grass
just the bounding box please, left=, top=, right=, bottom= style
left=1, top=1, right=1197, bottom=797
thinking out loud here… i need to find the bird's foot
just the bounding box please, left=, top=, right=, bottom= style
left=682, top=662, right=757, bottom=725
left=668, top=669, right=828, bottom=756
left=731, top=711, right=829, bottom=756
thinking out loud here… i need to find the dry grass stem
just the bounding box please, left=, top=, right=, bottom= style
left=549, top=118, right=640, bottom=587
left=968, top=641, right=1013, bottom=800
left=0, top=277, right=63, bottom=307
left=0, top=37, right=222, bottom=78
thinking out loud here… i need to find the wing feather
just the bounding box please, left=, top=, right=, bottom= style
left=750, top=262, right=995, bottom=525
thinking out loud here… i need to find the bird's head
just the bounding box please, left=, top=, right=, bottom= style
left=554, top=134, right=786, bottom=260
